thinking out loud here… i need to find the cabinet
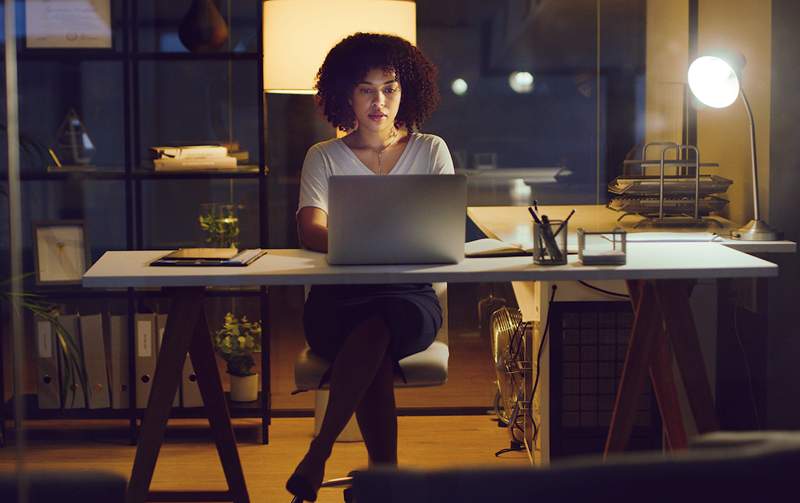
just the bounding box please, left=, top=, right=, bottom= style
left=0, top=0, right=270, bottom=446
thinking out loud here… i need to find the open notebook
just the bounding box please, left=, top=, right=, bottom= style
left=465, top=238, right=532, bottom=258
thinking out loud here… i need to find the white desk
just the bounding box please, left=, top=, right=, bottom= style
left=468, top=205, right=794, bottom=462
left=468, top=205, right=797, bottom=255
left=84, top=245, right=777, bottom=501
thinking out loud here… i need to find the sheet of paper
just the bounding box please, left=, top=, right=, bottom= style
left=620, top=232, right=720, bottom=242
left=25, top=0, right=112, bottom=48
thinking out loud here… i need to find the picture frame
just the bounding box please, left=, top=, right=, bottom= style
left=24, top=0, right=113, bottom=49
left=33, top=221, right=90, bottom=285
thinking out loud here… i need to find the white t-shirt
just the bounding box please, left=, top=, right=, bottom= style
left=297, top=132, right=455, bottom=215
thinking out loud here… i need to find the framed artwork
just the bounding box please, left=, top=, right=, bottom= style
left=24, top=0, right=113, bottom=49
left=33, top=221, right=90, bottom=285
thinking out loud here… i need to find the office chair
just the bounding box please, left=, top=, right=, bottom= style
left=293, top=283, right=450, bottom=442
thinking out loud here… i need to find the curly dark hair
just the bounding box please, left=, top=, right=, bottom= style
left=315, top=32, right=440, bottom=132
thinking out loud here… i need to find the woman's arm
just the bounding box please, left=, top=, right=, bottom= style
left=297, top=206, right=329, bottom=253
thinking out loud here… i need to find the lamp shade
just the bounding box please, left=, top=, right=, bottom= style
left=263, top=0, right=417, bottom=94
left=687, top=55, right=741, bottom=108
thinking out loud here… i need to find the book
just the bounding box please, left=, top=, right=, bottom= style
left=150, top=145, right=228, bottom=160
left=465, top=238, right=532, bottom=258
left=152, top=156, right=237, bottom=171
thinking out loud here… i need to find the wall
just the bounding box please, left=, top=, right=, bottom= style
left=697, top=0, right=772, bottom=225
left=645, top=0, right=689, bottom=145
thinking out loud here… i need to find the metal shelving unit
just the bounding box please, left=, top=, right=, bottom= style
left=1, top=0, right=271, bottom=447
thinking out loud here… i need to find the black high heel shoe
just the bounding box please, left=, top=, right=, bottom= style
left=286, top=473, right=318, bottom=502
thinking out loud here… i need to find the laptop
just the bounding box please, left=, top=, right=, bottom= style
left=327, top=174, right=467, bottom=265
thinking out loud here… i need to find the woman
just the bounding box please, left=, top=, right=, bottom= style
left=288, top=33, right=454, bottom=501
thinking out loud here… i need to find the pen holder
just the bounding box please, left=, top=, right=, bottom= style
left=533, top=219, right=567, bottom=265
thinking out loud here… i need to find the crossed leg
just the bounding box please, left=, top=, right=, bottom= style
left=287, top=315, right=396, bottom=500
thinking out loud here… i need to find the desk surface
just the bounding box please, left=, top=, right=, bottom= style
left=468, top=205, right=796, bottom=254
left=83, top=244, right=776, bottom=289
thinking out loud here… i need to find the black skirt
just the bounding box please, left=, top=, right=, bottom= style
left=303, top=283, right=442, bottom=362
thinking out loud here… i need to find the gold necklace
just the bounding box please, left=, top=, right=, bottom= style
left=375, top=128, right=399, bottom=175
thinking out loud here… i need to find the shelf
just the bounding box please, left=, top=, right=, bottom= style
left=6, top=392, right=268, bottom=420
left=15, top=50, right=125, bottom=61
left=133, top=165, right=264, bottom=180
left=27, top=286, right=265, bottom=298
left=26, top=287, right=129, bottom=299
left=11, top=51, right=258, bottom=62
left=134, top=52, right=258, bottom=61
left=3, top=167, right=268, bottom=181
left=14, top=170, right=127, bottom=181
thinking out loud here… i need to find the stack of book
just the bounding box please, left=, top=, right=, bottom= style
left=150, top=144, right=238, bottom=171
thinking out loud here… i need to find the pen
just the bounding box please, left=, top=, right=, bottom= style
left=553, top=209, right=576, bottom=237
left=528, top=206, right=542, bottom=225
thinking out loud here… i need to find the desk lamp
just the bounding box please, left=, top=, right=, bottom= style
left=687, top=54, right=779, bottom=241
left=263, top=0, right=416, bottom=94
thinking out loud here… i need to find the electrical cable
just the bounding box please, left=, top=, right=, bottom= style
left=526, top=284, right=558, bottom=448
left=733, top=306, right=762, bottom=428
left=578, top=280, right=629, bottom=299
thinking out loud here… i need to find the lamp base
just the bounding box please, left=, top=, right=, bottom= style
left=729, top=219, right=781, bottom=241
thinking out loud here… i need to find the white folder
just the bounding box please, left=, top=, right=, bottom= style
left=108, top=315, right=130, bottom=409
left=79, top=314, right=111, bottom=409
left=35, top=318, right=61, bottom=409
left=181, top=355, right=203, bottom=408
left=155, top=313, right=180, bottom=407
left=134, top=313, right=156, bottom=409
left=57, top=314, right=86, bottom=409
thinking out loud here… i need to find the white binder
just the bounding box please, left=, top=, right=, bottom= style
left=35, top=318, right=61, bottom=409
left=134, top=313, right=156, bottom=409
left=108, top=315, right=130, bottom=409
left=79, top=314, right=111, bottom=409
left=57, top=314, right=86, bottom=409
left=155, top=313, right=180, bottom=407
left=181, top=355, right=203, bottom=408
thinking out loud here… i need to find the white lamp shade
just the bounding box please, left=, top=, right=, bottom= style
left=263, top=0, right=417, bottom=94
left=687, top=55, right=741, bottom=108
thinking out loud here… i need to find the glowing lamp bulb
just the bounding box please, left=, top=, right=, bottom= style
left=688, top=56, right=740, bottom=108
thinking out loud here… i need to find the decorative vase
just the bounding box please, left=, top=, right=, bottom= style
left=55, top=108, right=96, bottom=165
left=178, top=0, right=229, bottom=53
left=229, top=373, right=258, bottom=402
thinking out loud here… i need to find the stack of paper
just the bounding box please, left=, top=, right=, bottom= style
left=150, top=145, right=237, bottom=171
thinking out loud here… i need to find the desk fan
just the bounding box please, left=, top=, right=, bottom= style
left=490, top=306, right=527, bottom=444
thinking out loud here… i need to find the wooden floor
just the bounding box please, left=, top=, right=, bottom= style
left=0, top=416, right=530, bottom=502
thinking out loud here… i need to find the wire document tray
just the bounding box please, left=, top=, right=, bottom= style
left=608, top=142, right=733, bottom=225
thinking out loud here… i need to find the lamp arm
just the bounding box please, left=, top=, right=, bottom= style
left=739, top=88, right=760, bottom=222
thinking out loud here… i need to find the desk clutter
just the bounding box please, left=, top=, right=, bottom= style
left=33, top=312, right=203, bottom=411
left=608, top=142, right=733, bottom=225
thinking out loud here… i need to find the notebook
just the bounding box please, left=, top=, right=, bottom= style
left=150, top=248, right=267, bottom=267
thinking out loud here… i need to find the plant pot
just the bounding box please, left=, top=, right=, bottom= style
left=229, top=373, right=258, bottom=402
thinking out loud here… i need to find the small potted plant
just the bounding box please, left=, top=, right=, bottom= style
left=212, top=312, right=262, bottom=402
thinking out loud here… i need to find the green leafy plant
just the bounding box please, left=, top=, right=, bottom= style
left=1, top=277, right=87, bottom=407
left=198, top=203, right=240, bottom=248
left=212, top=312, right=262, bottom=377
